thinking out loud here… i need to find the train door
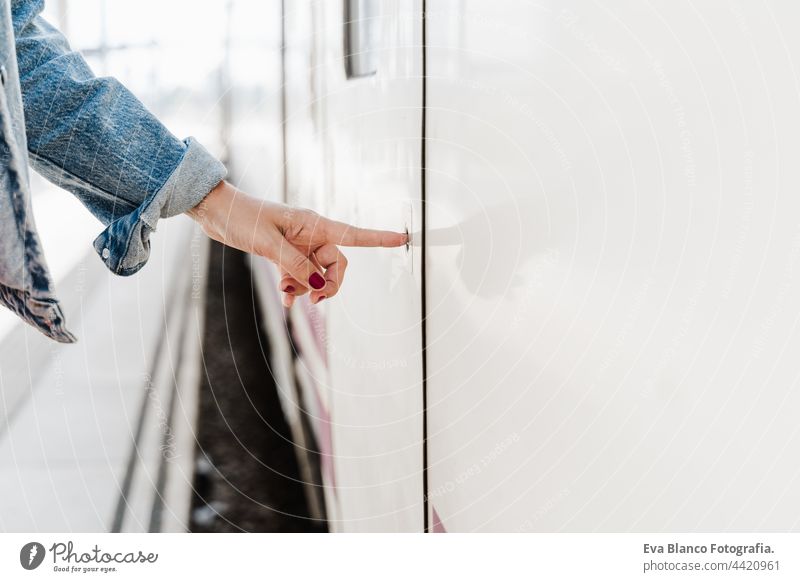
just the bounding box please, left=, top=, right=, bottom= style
left=293, top=0, right=425, bottom=531
left=425, top=0, right=800, bottom=530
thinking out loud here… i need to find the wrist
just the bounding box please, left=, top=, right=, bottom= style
left=186, top=180, right=232, bottom=225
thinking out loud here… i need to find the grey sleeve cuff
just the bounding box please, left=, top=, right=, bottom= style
left=92, top=137, right=227, bottom=276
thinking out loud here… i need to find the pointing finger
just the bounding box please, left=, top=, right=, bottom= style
left=322, top=218, right=407, bottom=248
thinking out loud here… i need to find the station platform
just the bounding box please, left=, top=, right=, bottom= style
left=0, top=217, right=203, bottom=532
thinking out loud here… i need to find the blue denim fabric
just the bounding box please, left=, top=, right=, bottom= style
left=0, top=0, right=227, bottom=342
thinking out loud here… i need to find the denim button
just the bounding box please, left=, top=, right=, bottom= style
left=101, top=248, right=110, bottom=259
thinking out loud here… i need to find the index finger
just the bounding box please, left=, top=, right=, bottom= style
left=323, top=218, right=408, bottom=248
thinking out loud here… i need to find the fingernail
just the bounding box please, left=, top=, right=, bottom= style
left=317, top=295, right=326, bottom=303
left=283, top=285, right=295, bottom=293
left=309, top=272, right=325, bottom=290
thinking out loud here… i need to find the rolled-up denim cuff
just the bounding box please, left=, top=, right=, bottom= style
left=92, top=137, right=226, bottom=276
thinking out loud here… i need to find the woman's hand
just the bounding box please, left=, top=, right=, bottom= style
left=187, top=181, right=408, bottom=308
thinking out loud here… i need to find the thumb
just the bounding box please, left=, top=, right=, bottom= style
left=275, top=238, right=326, bottom=290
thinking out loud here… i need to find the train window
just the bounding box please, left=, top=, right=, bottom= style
left=343, top=0, right=378, bottom=78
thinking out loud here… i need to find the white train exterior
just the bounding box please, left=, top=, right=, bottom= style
left=235, top=0, right=800, bottom=532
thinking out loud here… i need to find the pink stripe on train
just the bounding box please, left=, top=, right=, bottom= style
left=431, top=506, right=447, bottom=533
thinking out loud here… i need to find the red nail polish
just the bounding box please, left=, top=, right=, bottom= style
left=317, top=295, right=327, bottom=303
left=283, top=285, right=295, bottom=293
left=309, top=272, right=325, bottom=290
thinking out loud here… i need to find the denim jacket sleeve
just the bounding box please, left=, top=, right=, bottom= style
left=11, top=0, right=227, bottom=275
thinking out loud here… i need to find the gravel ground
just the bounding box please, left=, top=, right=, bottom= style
left=190, top=241, right=325, bottom=532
